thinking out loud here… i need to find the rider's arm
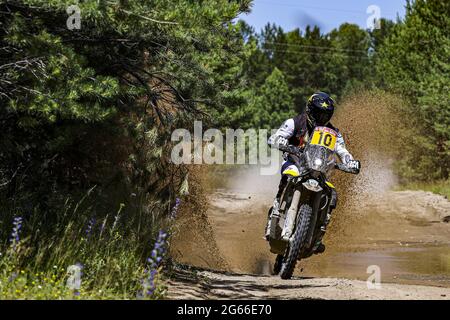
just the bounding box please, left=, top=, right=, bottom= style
left=335, top=133, right=354, bottom=164
left=268, top=119, right=294, bottom=149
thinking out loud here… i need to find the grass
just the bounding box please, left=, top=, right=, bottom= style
left=0, top=192, right=179, bottom=300
left=395, top=180, right=450, bottom=199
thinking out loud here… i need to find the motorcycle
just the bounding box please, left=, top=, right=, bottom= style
left=267, top=126, right=360, bottom=279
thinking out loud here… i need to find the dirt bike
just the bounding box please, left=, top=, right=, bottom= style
left=267, top=126, right=360, bottom=279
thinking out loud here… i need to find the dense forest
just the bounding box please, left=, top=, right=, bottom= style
left=0, top=0, right=448, bottom=298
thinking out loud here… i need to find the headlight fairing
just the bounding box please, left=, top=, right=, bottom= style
left=305, top=144, right=334, bottom=174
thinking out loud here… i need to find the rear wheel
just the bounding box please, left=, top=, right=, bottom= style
left=279, top=204, right=312, bottom=280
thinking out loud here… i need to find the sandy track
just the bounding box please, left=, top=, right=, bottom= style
left=167, top=268, right=450, bottom=300
left=168, top=188, right=450, bottom=299
left=168, top=94, right=450, bottom=299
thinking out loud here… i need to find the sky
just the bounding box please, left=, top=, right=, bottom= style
left=239, top=0, right=407, bottom=33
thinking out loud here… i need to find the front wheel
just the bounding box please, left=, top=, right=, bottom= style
left=273, top=254, right=283, bottom=275
left=279, top=204, right=312, bottom=280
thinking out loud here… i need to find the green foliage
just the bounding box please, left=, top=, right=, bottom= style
left=375, top=0, right=450, bottom=181
left=368, top=18, right=396, bottom=51
left=220, top=20, right=373, bottom=128
left=328, top=23, right=371, bottom=90
left=250, top=67, right=293, bottom=129
left=0, top=0, right=251, bottom=212
left=0, top=0, right=250, bottom=299
left=0, top=200, right=168, bottom=299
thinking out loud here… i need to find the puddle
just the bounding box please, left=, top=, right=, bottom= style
left=298, top=245, right=450, bottom=287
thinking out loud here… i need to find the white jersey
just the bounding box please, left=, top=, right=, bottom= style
left=268, top=118, right=354, bottom=164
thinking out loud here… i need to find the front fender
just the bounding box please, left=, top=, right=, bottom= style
left=302, top=179, right=323, bottom=192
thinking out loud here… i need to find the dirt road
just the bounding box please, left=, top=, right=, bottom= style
left=169, top=171, right=450, bottom=299
left=167, top=268, right=450, bottom=300
left=168, top=94, right=450, bottom=299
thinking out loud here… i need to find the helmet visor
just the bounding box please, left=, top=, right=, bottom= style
left=310, top=108, right=333, bottom=126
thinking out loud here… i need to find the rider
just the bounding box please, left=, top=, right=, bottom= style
left=265, top=92, right=360, bottom=253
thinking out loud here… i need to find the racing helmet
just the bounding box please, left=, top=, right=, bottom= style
left=306, top=92, right=335, bottom=126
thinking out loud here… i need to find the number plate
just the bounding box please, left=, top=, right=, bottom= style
left=310, top=126, right=337, bottom=150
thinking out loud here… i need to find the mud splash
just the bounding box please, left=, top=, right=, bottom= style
left=169, top=165, right=229, bottom=271
left=324, top=91, right=403, bottom=247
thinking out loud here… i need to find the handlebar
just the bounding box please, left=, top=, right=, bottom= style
left=278, top=144, right=360, bottom=175
left=278, top=145, right=303, bottom=157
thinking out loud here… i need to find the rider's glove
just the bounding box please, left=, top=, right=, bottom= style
left=346, top=160, right=361, bottom=174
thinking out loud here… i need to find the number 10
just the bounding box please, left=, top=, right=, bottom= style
left=318, top=132, right=332, bottom=147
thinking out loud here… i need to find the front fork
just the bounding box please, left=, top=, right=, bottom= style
left=280, top=179, right=323, bottom=243
left=266, top=176, right=294, bottom=240
left=281, top=189, right=301, bottom=241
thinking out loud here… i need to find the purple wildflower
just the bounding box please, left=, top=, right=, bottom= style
left=142, top=230, right=168, bottom=298
left=8, top=272, right=17, bottom=282
left=146, top=269, right=158, bottom=296
left=170, top=198, right=181, bottom=219
left=9, top=216, right=23, bottom=250
left=85, top=217, right=96, bottom=238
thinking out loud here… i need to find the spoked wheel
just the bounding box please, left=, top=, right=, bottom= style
left=273, top=254, right=283, bottom=275
left=279, top=204, right=312, bottom=280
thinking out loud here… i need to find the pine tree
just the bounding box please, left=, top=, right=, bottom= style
left=376, top=0, right=450, bottom=180
left=251, top=67, right=294, bottom=129
left=0, top=0, right=251, bottom=216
